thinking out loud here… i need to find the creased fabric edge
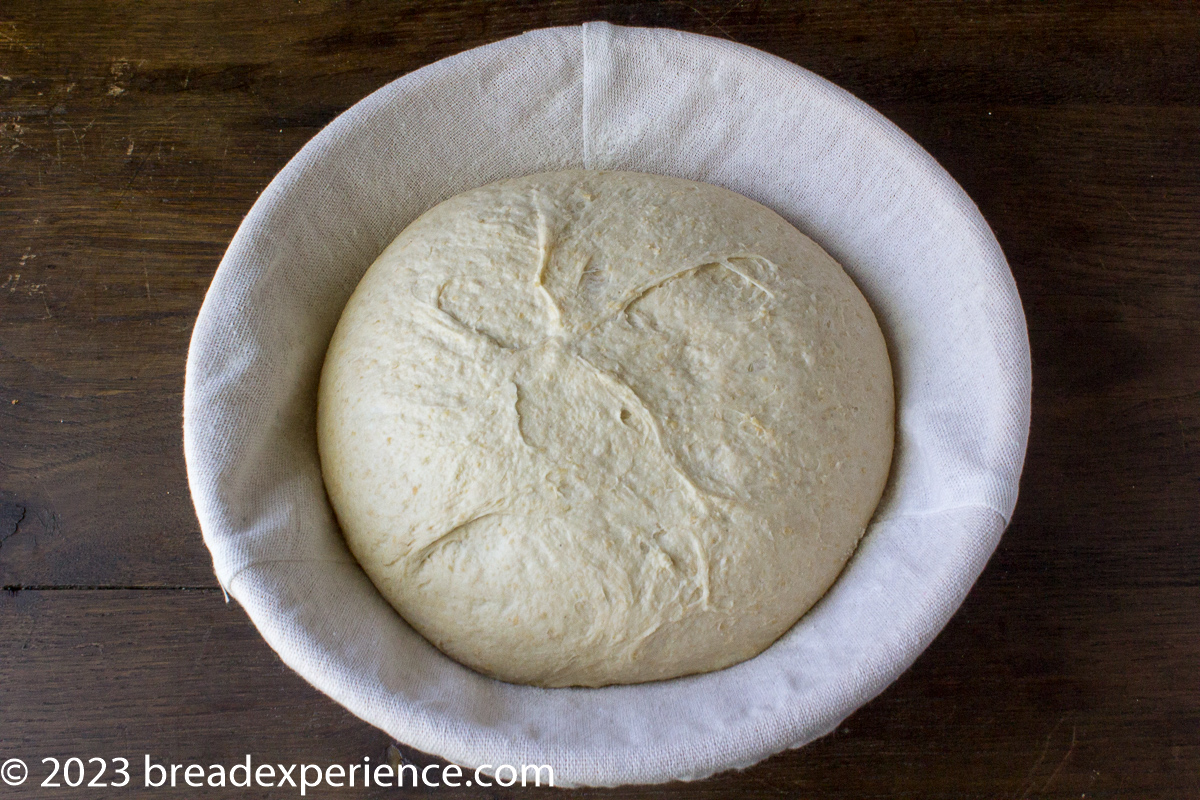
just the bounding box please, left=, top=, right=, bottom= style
left=220, top=505, right=1006, bottom=788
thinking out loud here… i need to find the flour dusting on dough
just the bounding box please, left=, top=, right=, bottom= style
left=317, top=170, right=893, bottom=687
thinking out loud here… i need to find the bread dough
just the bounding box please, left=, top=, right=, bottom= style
left=317, top=170, right=893, bottom=687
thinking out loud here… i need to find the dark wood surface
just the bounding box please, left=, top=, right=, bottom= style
left=2, top=2, right=1197, bottom=798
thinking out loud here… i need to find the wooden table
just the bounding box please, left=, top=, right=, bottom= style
left=2, top=3, right=1197, bottom=798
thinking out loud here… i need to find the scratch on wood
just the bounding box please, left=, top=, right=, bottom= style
left=712, top=0, right=749, bottom=27
left=1019, top=716, right=1065, bottom=799
left=34, top=507, right=61, bottom=537
left=1115, top=197, right=1138, bottom=222
left=684, top=2, right=738, bottom=41
left=1040, top=725, right=1078, bottom=793
left=0, top=501, right=27, bottom=548
left=0, top=29, right=34, bottom=53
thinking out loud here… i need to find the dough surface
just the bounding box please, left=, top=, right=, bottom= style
left=317, top=170, right=894, bottom=687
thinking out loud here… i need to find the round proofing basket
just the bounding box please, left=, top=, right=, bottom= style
left=184, top=22, right=1030, bottom=788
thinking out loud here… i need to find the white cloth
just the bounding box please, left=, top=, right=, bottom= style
left=184, top=22, right=1030, bottom=787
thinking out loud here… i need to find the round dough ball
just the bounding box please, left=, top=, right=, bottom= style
left=317, top=170, right=893, bottom=687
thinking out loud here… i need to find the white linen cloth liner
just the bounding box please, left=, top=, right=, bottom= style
left=183, top=22, right=1030, bottom=787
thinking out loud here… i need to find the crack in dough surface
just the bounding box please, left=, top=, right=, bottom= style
left=317, top=170, right=894, bottom=687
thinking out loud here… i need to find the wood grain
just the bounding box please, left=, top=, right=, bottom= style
left=1, top=1, right=1197, bottom=798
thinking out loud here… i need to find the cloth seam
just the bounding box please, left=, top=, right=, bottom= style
left=581, top=22, right=592, bottom=169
